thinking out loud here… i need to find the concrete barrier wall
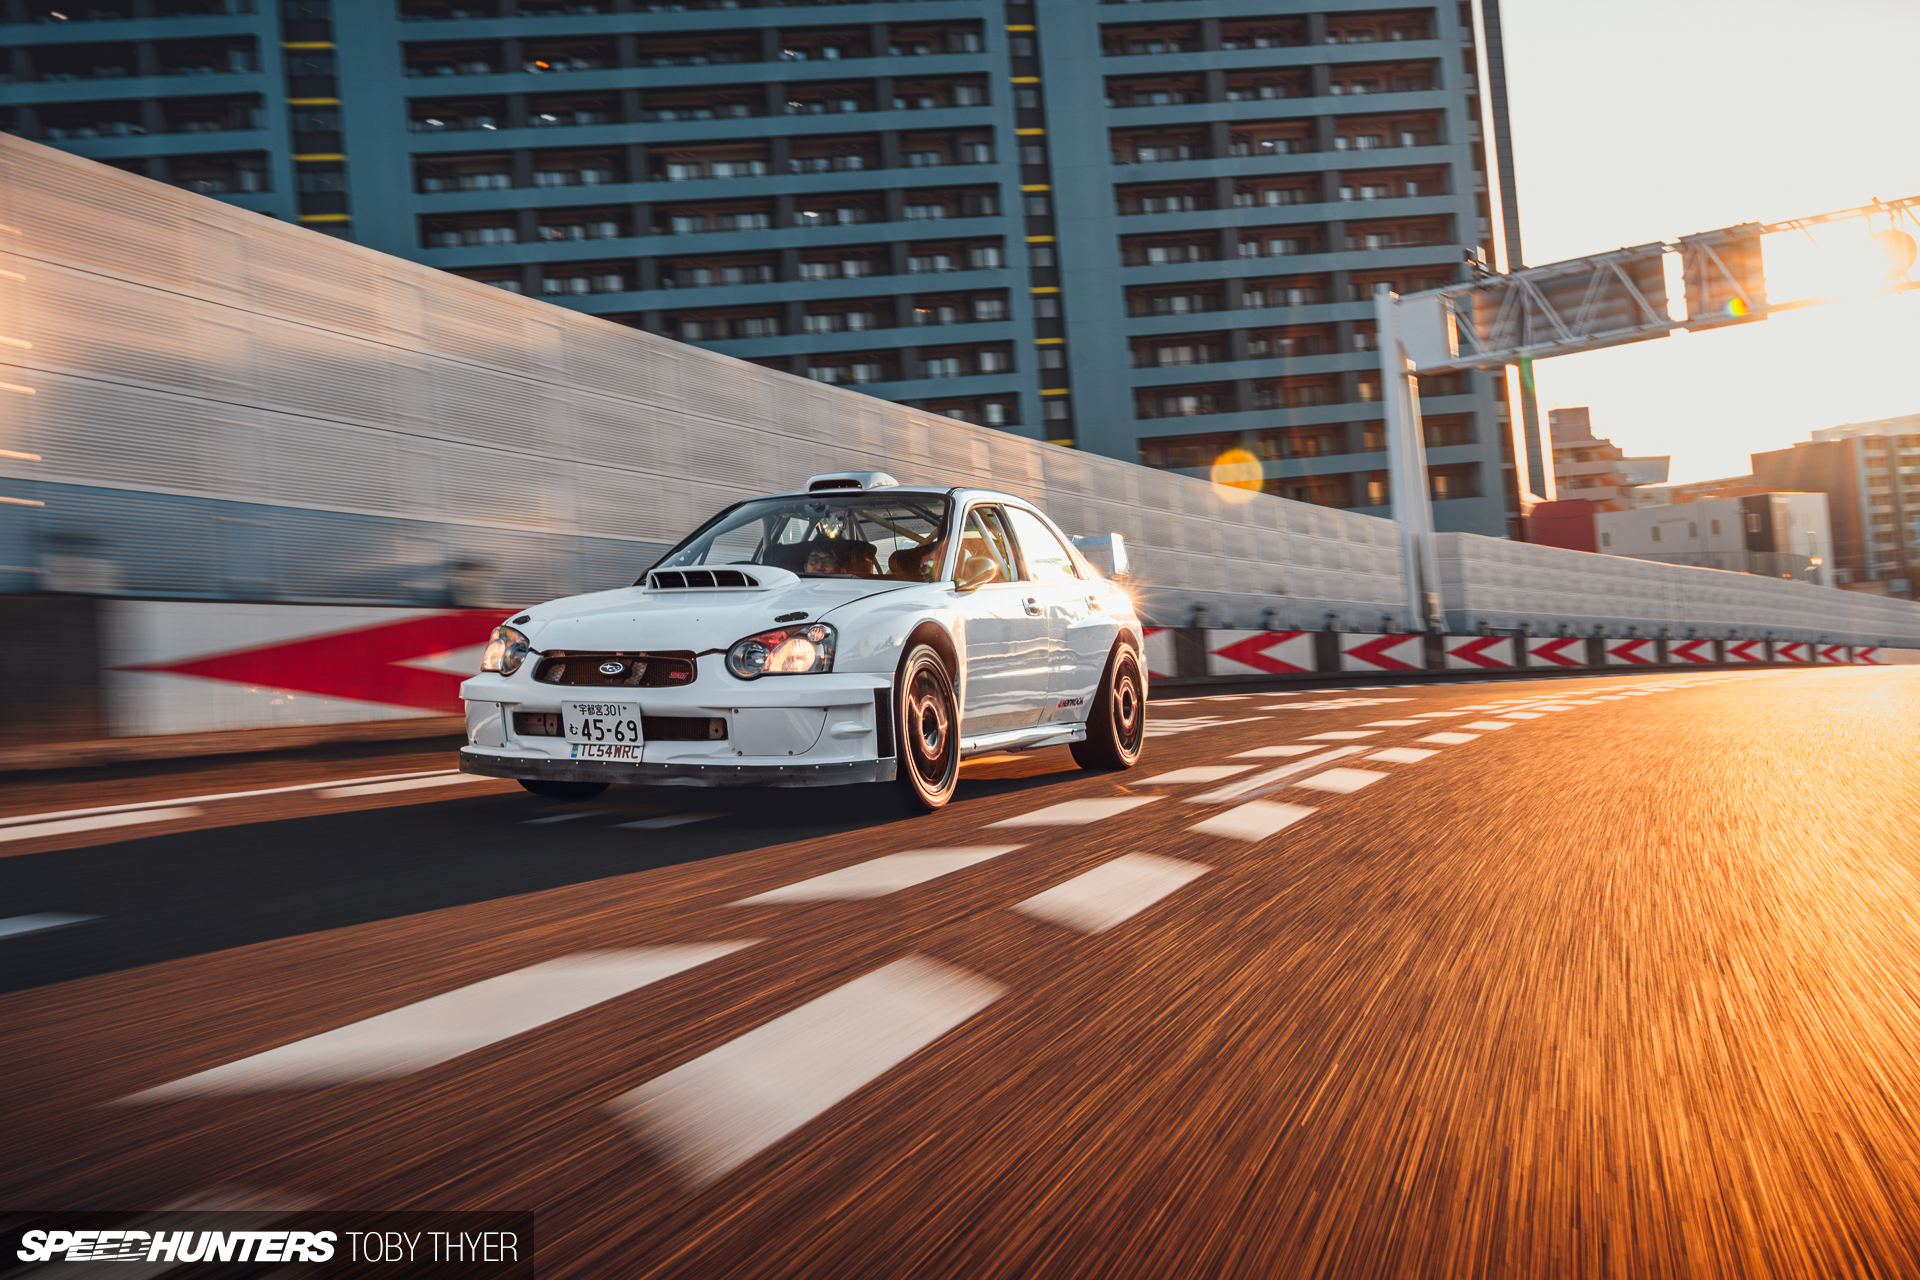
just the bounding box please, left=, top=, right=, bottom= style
left=5, top=595, right=1916, bottom=745
left=1435, top=532, right=1920, bottom=647
left=2, top=136, right=1917, bottom=656
left=0, top=135, right=1409, bottom=633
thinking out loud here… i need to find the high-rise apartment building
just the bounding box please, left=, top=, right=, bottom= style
left=1752, top=413, right=1920, bottom=596
left=2, top=0, right=1530, bottom=536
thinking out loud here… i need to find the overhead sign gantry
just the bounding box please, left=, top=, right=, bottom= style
left=1374, top=193, right=1920, bottom=627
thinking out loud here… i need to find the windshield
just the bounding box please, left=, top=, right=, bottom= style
left=653, top=493, right=953, bottom=581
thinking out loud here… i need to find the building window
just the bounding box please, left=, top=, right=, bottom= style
left=1602, top=532, right=1611, bottom=547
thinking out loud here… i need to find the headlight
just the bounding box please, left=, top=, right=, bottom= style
left=480, top=625, right=531, bottom=675
left=727, top=622, right=836, bottom=679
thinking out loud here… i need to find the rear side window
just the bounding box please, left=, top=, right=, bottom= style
left=1002, top=506, right=1081, bottom=583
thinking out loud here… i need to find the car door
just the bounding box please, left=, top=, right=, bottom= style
left=953, top=505, right=1049, bottom=735
left=1000, top=504, right=1113, bottom=722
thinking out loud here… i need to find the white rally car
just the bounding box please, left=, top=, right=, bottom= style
left=458, top=472, right=1146, bottom=809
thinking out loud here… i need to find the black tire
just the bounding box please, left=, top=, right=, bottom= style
left=896, top=642, right=960, bottom=810
left=518, top=779, right=610, bottom=800
left=1071, top=642, right=1145, bottom=772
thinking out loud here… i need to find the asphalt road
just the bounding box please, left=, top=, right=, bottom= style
left=3, top=665, right=1919, bottom=1279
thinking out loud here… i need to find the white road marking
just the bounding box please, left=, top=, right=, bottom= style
left=1304, top=730, right=1379, bottom=740
left=1188, top=801, right=1317, bottom=842
left=1417, top=732, right=1479, bottom=745
left=523, top=812, right=593, bottom=825
left=119, top=946, right=753, bottom=1100
left=1366, top=747, right=1439, bottom=764
left=1559, top=699, right=1606, bottom=704
left=0, top=912, right=100, bottom=939
left=616, top=814, right=718, bottom=830
left=1144, top=715, right=1270, bottom=738
left=1360, top=719, right=1427, bottom=726
left=608, top=956, right=1004, bottom=1187
left=988, top=797, right=1163, bottom=827
left=0, top=771, right=466, bottom=831
left=318, top=775, right=495, bottom=799
left=1014, top=853, right=1210, bottom=934
left=1461, top=721, right=1517, bottom=731
left=1498, top=711, right=1545, bottom=719
left=0, top=807, right=203, bottom=843
left=1141, top=765, right=1257, bottom=784
left=1230, top=745, right=1322, bottom=758
left=735, top=847, right=1023, bottom=903
left=1193, top=747, right=1366, bottom=802
left=1411, top=711, right=1470, bottom=718
left=1291, top=767, right=1388, bottom=794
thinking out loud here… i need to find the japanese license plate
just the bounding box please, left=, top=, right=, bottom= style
left=564, top=702, right=642, bottom=760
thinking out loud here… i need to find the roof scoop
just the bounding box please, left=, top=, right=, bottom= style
left=805, top=471, right=899, bottom=492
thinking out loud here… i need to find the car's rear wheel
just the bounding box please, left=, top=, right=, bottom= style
left=896, top=643, right=959, bottom=810
left=518, top=779, right=609, bottom=800
left=1071, top=642, right=1145, bottom=772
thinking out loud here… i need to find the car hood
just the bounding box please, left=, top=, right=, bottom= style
left=521, top=573, right=910, bottom=653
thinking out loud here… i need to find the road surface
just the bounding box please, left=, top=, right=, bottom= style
left=3, top=665, right=1918, bottom=1278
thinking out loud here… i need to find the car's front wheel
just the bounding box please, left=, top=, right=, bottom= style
left=518, top=779, right=610, bottom=800
left=896, top=643, right=960, bottom=810
left=1071, top=642, right=1145, bottom=772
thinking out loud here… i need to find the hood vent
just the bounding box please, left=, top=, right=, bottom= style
left=648, top=568, right=761, bottom=590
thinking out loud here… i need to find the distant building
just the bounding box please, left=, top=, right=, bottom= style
left=1758, top=412, right=1920, bottom=596
left=1546, top=407, right=1668, bottom=510
left=1597, top=492, right=1832, bottom=587
left=1631, top=474, right=1769, bottom=507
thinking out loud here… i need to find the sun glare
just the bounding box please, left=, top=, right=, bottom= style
left=1762, top=220, right=1915, bottom=304
left=1209, top=447, right=1264, bottom=503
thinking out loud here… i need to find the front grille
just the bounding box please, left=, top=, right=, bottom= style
left=648, top=568, right=760, bottom=590
left=512, top=711, right=725, bottom=741
left=534, top=652, right=697, bottom=687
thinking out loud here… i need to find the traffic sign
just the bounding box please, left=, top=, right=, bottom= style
left=1604, top=638, right=1659, bottom=666
left=1443, top=635, right=1515, bottom=669
left=1524, top=636, right=1587, bottom=667
left=1667, top=639, right=1718, bottom=664
left=1339, top=633, right=1425, bottom=673
left=1208, top=630, right=1315, bottom=676
left=1725, top=640, right=1768, bottom=663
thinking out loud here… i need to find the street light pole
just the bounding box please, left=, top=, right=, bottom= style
left=1375, top=285, right=1441, bottom=631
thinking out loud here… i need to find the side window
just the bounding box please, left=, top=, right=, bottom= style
left=957, top=507, right=1016, bottom=586
left=1002, top=506, right=1081, bottom=583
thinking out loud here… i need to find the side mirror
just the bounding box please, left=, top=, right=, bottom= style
left=1071, top=533, right=1132, bottom=582
left=954, top=555, right=998, bottom=592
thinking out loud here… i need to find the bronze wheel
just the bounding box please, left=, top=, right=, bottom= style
left=896, top=643, right=959, bottom=810
left=1071, top=643, right=1145, bottom=771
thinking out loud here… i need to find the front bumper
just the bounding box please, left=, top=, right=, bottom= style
left=460, top=749, right=897, bottom=788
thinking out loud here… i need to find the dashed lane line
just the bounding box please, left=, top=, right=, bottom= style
left=0, top=912, right=100, bottom=940
left=734, top=847, right=1024, bottom=904
left=607, top=956, right=1005, bottom=1189
left=1498, top=711, right=1545, bottom=719
left=0, top=807, right=204, bottom=843
left=1460, top=721, right=1518, bottom=732
left=318, top=775, right=496, bottom=800
left=1304, top=730, right=1380, bottom=740
left=1366, top=747, right=1438, bottom=764
left=1140, top=766, right=1258, bottom=785
left=1290, top=768, right=1387, bottom=795
left=1417, top=732, right=1480, bottom=746
left=988, top=797, right=1164, bottom=827
left=1013, top=853, right=1211, bottom=935
left=117, top=946, right=755, bottom=1101
left=1230, top=745, right=1322, bottom=758
left=1361, top=719, right=1428, bottom=726
left=0, top=770, right=473, bottom=832
left=1190, top=747, right=1367, bottom=803
left=1187, top=801, right=1318, bottom=843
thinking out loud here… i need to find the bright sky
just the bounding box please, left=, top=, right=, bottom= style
left=1500, top=0, right=1920, bottom=482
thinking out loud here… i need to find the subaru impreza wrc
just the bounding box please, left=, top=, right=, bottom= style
left=458, top=471, right=1145, bottom=809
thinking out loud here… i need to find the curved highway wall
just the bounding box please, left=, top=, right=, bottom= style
left=2, top=134, right=1919, bottom=675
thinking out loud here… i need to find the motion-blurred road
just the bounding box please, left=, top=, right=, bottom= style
left=4, top=665, right=1919, bottom=1279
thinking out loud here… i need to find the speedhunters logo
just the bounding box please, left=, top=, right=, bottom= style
left=4, top=1212, right=532, bottom=1276
left=17, top=1229, right=339, bottom=1263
